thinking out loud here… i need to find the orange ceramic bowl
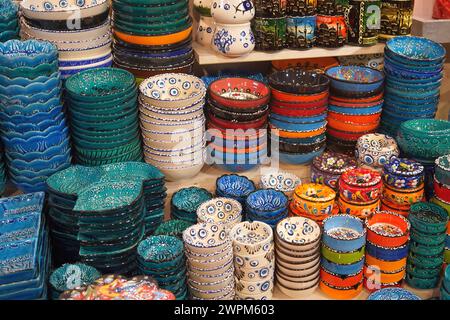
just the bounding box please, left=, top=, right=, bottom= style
left=319, top=280, right=363, bottom=300
left=338, top=197, right=379, bottom=219
left=363, top=265, right=406, bottom=284
left=270, top=124, right=327, bottom=138
left=363, top=278, right=402, bottom=293
left=328, top=111, right=382, bottom=124
left=271, top=88, right=329, bottom=103
left=382, top=184, right=425, bottom=206
left=327, top=117, right=380, bottom=133
left=330, top=92, right=384, bottom=104
left=365, top=211, right=410, bottom=248
left=365, top=254, right=408, bottom=273
left=380, top=197, right=410, bottom=217
left=272, top=57, right=339, bottom=72
left=113, top=26, right=192, bottom=46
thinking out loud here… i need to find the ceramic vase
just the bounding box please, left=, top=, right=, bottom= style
left=212, top=22, right=255, bottom=57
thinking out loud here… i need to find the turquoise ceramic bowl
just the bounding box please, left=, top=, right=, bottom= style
left=137, top=235, right=183, bottom=264
left=68, top=88, right=137, bottom=112
left=49, top=263, right=101, bottom=296
left=112, top=0, right=188, bottom=15
left=0, top=60, right=58, bottom=79
left=70, top=111, right=139, bottom=131
left=171, top=186, right=213, bottom=215
left=153, top=220, right=193, bottom=238
left=405, top=273, right=440, bottom=290
left=70, top=104, right=138, bottom=123
left=409, top=202, right=449, bottom=234
left=435, top=155, right=450, bottom=185
left=408, top=251, right=444, bottom=269
left=112, top=8, right=188, bottom=24
left=406, top=264, right=441, bottom=279
left=0, top=39, right=57, bottom=68
left=385, top=36, right=446, bottom=64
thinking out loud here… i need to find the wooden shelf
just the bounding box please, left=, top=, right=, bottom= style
left=193, top=42, right=386, bottom=65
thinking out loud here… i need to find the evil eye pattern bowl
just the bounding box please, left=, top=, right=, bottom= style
left=229, top=221, right=273, bottom=255
left=196, top=197, right=243, bottom=227
left=260, top=170, right=301, bottom=194
left=183, top=223, right=229, bottom=250
left=276, top=216, right=321, bottom=246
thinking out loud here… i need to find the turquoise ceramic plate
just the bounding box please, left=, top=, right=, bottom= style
left=46, top=166, right=103, bottom=197
left=100, top=161, right=164, bottom=182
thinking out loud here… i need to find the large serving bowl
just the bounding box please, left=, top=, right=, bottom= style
left=325, top=66, right=384, bottom=97
left=139, top=73, right=206, bottom=108
left=21, top=0, right=109, bottom=21
left=269, top=68, right=329, bottom=94
left=385, top=36, right=446, bottom=65
left=209, top=77, right=270, bottom=109
left=397, top=119, right=450, bottom=160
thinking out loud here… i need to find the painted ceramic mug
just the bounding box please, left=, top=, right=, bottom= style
left=197, top=16, right=215, bottom=47
left=212, top=22, right=255, bottom=57
left=316, top=14, right=348, bottom=47
left=347, top=0, right=381, bottom=46
left=254, top=0, right=287, bottom=17
left=286, top=15, right=317, bottom=49
left=253, top=17, right=287, bottom=51
left=211, top=0, right=255, bottom=24
left=287, top=0, right=317, bottom=16
left=379, top=0, right=413, bottom=41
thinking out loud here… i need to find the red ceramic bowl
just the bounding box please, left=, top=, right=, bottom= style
left=363, top=278, right=402, bottom=293
left=328, top=111, right=382, bottom=124
left=271, top=88, right=329, bottom=103
left=339, top=168, right=382, bottom=203
left=271, top=96, right=329, bottom=109
left=208, top=112, right=267, bottom=130
left=320, top=268, right=363, bottom=288
left=270, top=104, right=327, bottom=117
left=434, top=177, right=450, bottom=202
left=329, top=99, right=384, bottom=108
left=331, top=92, right=384, bottom=104
left=209, top=77, right=270, bottom=109
left=327, top=117, right=380, bottom=133
left=366, top=211, right=410, bottom=248
left=327, top=127, right=377, bottom=141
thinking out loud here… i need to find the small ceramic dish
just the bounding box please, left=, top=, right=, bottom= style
left=321, top=244, right=366, bottom=264
left=137, top=235, right=183, bottom=265
left=277, top=277, right=319, bottom=298
left=208, top=77, right=270, bottom=110
left=275, top=216, right=321, bottom=250
left=269, top=68, right=329, bottom=94
left=259, top=170, right=301, bottom=194
left=246, top=189, right=288, bottom=217
left=322, top=214, right=366, bottom=252
left=196, top=197, right=242, bottom=226
left=366, top=241, right=409, bottom=262
left=229, top=221, right=273, bottom=256
left=235, top=277, right=273, bottom=296
left=183, top=223, right=229, bottom=254
left=215, top=174, right=256, bottom=200
left=319, top=279, right=363, bottom=300
left=292, top=183, right=336, bottom=216
left=339, top=168, right=382, bottom=203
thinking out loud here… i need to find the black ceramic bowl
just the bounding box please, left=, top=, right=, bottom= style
left=113, top=48, right=194, bottom=68
left=207, top=102, right=269, bottom=122
left=113, top=54, right=195, bottom=70
left=275, top=137, right=327, bottom=154
left=269, top=68, right=330, bottom=94
left=112, top=35, right=192, bottom=52
left=330, top=86, right=384, bottom=99
left=23, top=11, right=109, bottom=31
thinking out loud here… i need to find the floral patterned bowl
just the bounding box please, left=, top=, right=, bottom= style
left=292, top=183, right=336, bottom=216
left=246, top=189, right=288, bottom=218
left=339, top=168, right=382, bottom=203
left=325, top=66, right=384, bottom=95
left=383, top=157, right=424, bottom=189
left=311, top=151, right=356, bottom=190
left=259, top=170, right=301, bottom=195
left=367, top=287, right=421, bottom=300
left=196, top=197, right=243, bottom=227
left=215, top=174, right=256, bottom=201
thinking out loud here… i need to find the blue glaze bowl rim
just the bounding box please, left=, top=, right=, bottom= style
left=215, top=173, right=256, bottom=198
left=326, top=66, right=385, bottom=85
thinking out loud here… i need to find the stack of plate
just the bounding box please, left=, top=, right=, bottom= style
left=183, top=223, right=235, bottom=300
left=275, top=217, right=321, bottom=298
left=72, top=180, right=145, bottom=275
left=364, top=211, right=410, bottom=292
left=137, top=235, right=188, bottom=300
left=325, top=66, right=384, bottom=155
left=0, top=151, right=6, bottom=195
left=196, top=198, right=243, bottom=230
left=111, top=0, right=194, bottom=82
left=0, top=40, right=71, bottom=192
left=65, top=68, right=143, bottom=165
left=20, top=0, right=112, bottom=79
left=246, top=189, right=289, bottom=228
left=0, top=0, right=18, bottom=41
left=230, top=221, right=275, bottom=300
left=139, top=73, right=207, bottom=181
left=269, top=68, right=328, bottom=164
left=320, top=215, right=365, bottom=299
left=206, top=77, right=270, bottom=173
left=380, top=36, right=446, bottom=136
left=441, top=266, right=450, bottom=300
left=215, top=174, right=256, bottom=219
left=406, top=202, right=448, bottom=289
left=48, top=263, right=101, bottom=300
left=0, top=192, right=50, bottom=300
left=171, top=187, right=213, bottom=223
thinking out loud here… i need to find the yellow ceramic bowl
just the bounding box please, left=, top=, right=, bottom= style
left=113, top=26, right=192, bottom=46
left=382, top=184, right=424, bottom=206
left=292, top=183, right=336, bottom=217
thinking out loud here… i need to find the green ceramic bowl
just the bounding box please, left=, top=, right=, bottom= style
left=0, top=19, right=18, bottom=31
left=112, top=9, right=188, bottom=24
left=112, top=0, right=188, bottom=15
left=406, top=264, right=441, bottom=279
left=75, top=146, right=143, bottom=166
left=408, top=251, right=444, bottom=269
left=409, top=202, right=449, bottom=234
left=70, top=103, right=138, bottom=123
left=112, top=16, right=191, bottom=36
left=71, top=121, right=140, bottom=139
left=0, top=61, right=58, bottom=79
left=68, top=88, right=138, bottom=111
left=321, top=244, right=365, bottom=264
left=46, top=166, right=104, bottom=197
left=75, top=138, right=142, bottom=158
left=65, top=68, right=136, bottom=102
left=100, top=161, right=164, bottom=182
left=405, top=273, right=440, bottom=290
left=70, top=111, right=139, bottom=131
left=72, top=131, right=141, bottom=150
left=49, top=263, right=101, bottom=296
left=410, top=228, right=447, bottom=246
left=409, top=241, right=445, bottom=256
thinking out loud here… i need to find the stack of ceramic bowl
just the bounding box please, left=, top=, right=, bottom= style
left=397, top=119, right=450, bottom=166
left=230, top=221, right=275, bottom=300
left=171, top=187, right=213, bottom=224
left=364, top=211, right=410, bottom=292
left=49, top=263, right=101, bottom=300
left=269, top=69, right=328, bottom=164
left=0, top=151, right=6, bottom=195
left=65, top=68, right=143, bottom=165
left=139, top=73, right=207, bottom=181
left=183, top=223, right=235, bottom=300
left=20, top=0, right=112, bottom=80
left=434, top=165, right=450, bottom=215
left=290, top=183, right=337, bottom=226
left=259, top=169, right=301, bottom=198
left=275, top=217, right=321, bottom=298
left=206, top=77, right=269, bottom=172
left=311, top=151, right=357, bottom=192
left=137, top=235, right=188, bottom=300
left=320, top=215, right=366, bottom=300
left=380, top=36, right=446, bottom=136
left=246, top=189, right=289, bottom=228
left=367, top=287, right=420, bottom=300
left=406, top=202, right=448, bottom=289
left=338, top=168, right=382, bottom=219
left=0, top=192, right=50, bottom=300
left=154, top=219, right=194, bottom=239
left=355, top=133, right=399, bottom=172
left=111, top=0, right=194, bottom=81
left=0, top=0, right=18, bottom=41
left=381, top=158, right=425, bottom=217
left=98, top=162, right=167, bottom=236
left=325, top=66, right=384, bottom=155
left=197, top=197, right=243, bottom=230
left=441, top=265, right=450, bottom=300
left=216, top=174, right=255, bottom=219
left=0, top=40, right=71, bottom=192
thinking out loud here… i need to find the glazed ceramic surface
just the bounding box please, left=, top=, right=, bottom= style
left=276, top=216, right=321, bottom=245
left=212, top=22, right=255, bottom=57
left=211, top=0, right=255, bottom=24
left=259, top=170, right=301, bottom=194
left=196, top=197, right=242, bottom=226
